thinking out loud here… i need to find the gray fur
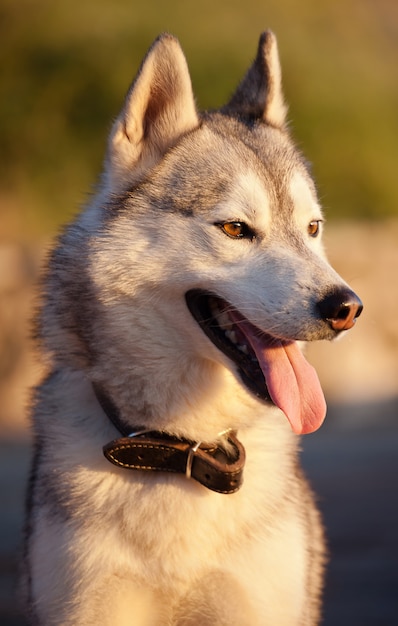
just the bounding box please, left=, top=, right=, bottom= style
left=24, top=32, right=361, bottom=625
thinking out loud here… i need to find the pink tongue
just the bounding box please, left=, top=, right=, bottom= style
left=232, top=317, right=326, bottom=434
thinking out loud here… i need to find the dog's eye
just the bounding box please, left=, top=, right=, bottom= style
left=217, top=222, right=255, bottom=240
left=308, top=220, right=322, bottom=238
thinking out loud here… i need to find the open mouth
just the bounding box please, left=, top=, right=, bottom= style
left=185, top=289, right=273, bottom=402
left=185, top=289, right=327, bottom=435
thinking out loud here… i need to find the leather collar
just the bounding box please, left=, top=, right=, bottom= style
left=94, top=384, right=245, bottom=494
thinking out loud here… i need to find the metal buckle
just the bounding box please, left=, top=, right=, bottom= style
left=185, top=429, right=232, bottom=480
left=185, top=441, right=202, bottom=480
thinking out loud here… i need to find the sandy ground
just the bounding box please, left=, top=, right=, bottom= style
left=303, top=401, right=398, bottom=625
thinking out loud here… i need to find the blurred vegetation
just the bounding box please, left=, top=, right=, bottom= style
left=1, top=0, right=397, bottom=238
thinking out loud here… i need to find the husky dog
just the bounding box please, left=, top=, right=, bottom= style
left=25, top=32, right=362, bottom=625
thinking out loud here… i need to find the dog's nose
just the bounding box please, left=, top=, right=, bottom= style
left=317, top=288, right=363, bottom=332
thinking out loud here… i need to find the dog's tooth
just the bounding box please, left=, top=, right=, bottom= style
left=238, top=343, right=249, bottom=355
left=225, top=329, right=238, bottom=344
left=209, top=302, right=230, bottom=330
left=217, top=311, right=233, bottom=331
left=209, top=298, right=221, bottom=317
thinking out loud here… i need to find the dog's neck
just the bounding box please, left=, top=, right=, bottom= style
left=93, top=382, right=139, bottom=437
left=93, top=383, right=246, bottom=494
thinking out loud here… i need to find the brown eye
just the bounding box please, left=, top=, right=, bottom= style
left=217, top=222, right=255, bottom=240
left=222, top=222, right=244, bottom=237
left=308, top=220, right=322, bottom=238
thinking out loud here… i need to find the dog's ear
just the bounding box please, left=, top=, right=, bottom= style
left=223, top=31, right=287, bottom=128
left=106, top=34, right=199, bottom=192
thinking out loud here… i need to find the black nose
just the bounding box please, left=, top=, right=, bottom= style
left=317, top=288, right=363, bottom=332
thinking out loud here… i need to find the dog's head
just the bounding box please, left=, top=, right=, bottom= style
left=46, top=33, right=362, bottom=436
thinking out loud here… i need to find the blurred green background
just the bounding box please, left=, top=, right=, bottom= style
left=1, top=0, right=397, bottom=240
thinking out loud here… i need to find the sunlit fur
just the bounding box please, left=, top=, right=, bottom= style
left=24, top=32, right=357, bottom=625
